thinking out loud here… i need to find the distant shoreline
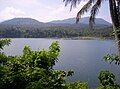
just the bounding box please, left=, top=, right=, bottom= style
left=0, top=37, right=114, bottom=40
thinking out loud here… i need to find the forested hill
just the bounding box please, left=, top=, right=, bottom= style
left=49, top=17, right=111, bottom=26
left=0, top=17, right=111, bottom=28
left=0, top=17, right=113, bottom=38
left=0, top=18, right=48, bottom=28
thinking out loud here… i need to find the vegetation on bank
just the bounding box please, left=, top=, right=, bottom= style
left=0, top=25, right=113, bottom=38
left=0, top=39, right=120, bottom=89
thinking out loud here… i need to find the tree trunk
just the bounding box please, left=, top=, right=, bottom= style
left=114, top=27, right=120, bottom=55
left=109, top=0, right=120, bottom=55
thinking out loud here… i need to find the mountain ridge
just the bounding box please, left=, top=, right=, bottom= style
left=0, top=17, right=112, bottom=29
left=48, top=17, right=111, bottom=26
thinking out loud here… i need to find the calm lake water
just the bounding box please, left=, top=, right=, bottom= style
left=3, top=38, right=120, bottom=88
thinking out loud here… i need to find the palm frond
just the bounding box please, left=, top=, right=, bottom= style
left=89, top=0, right=102, bottom=29
left=63, top=0, right=81, bottom=10
left=76, top=0, right=93, bottom=23
left=63, top=0, right=104, bottom=29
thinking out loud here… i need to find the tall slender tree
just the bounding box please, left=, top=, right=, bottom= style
left=63, top=0, right=120, bottom=55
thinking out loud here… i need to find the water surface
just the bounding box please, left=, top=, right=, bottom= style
left=3, top=38, right=120, bottom=88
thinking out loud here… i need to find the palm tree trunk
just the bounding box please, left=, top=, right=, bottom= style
left=109, top=0, right=120, bottom=55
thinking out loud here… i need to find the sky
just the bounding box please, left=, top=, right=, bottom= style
left=0, top=0, right=111, bottom=23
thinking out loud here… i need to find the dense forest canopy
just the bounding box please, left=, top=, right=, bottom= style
left=0, top=17, right=112, bottom=38
left=0, top=24, right=113, bottom=38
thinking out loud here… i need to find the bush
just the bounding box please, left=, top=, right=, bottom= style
left=0, top=40, right=87, bottom=89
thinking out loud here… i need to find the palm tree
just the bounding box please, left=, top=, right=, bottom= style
left=63, top=0, right=120, bottom=55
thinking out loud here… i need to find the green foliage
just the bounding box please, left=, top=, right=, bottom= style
left=96, top=84, right=120, bottom=89
left=0, top=52, right=8, bottom=64
left=97, top=70, right=120, bottom=89
left=26, top=70, right=67, bottom=89
left=98, top=71, right=115, bottom=86
left=0, top=39, right=11, bottom=64
left=0, top=25, right=113, bottom=38
left=0, top=41, right=88, bottom=89
left=0, top=39, right=11, bottom=50
left=103, top=54, right=120, bottom=65
left=1, top=41, right=61, bottom=89
left=1, top=39, right=120, bottom=89
left=66, top=81, right=88, bottom=89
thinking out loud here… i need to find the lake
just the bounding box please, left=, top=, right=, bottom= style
left=3, top=38, right=120, bottom=88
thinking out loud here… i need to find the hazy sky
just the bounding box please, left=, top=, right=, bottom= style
left=0, top=0, right=111, bottom=22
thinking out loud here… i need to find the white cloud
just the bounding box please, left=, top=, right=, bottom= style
left=0, top=0, right=111, bottom=22
left=1, top=0, right=40, bottom=6
left=52, top=1, right=87, bottom=15
left=0, top=7, right=28, bottom=21
left=0, top=0, right=91, bottom=22
left=45, top=1, right=88, bottom=22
